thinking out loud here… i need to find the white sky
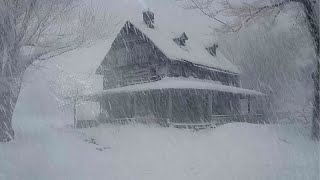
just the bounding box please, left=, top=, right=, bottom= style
left=91, top=0, right=215, bottom=35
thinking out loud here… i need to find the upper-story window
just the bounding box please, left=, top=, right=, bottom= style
left=150, top=67, right=156, bottom=77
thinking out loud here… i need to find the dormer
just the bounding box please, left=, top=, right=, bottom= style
left=173, top=32, right=188, bottom=46
left=206, top=44, right=218, bottom=56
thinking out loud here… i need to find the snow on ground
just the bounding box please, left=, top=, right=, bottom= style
left=0, top=117, right=114, bottom=180
left=0, top=1, right=318, bottom=179
left=77, top=123, right=319, bottom=180
left=1, top=115, right=319, bottom=180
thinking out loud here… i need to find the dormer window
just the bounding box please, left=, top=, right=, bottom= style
left=173, top=32, right=188, bottom=46
left=207, top=44, right=218, bottom=56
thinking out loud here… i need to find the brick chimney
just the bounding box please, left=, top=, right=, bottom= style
left=143, top=10, right=154, bottom=28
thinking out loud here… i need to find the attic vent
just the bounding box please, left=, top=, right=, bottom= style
left=143, top=10, right=154, bottom=28
left=173, top=32, right=188, bottom=46
left=207, top=44, right=218, bottom=56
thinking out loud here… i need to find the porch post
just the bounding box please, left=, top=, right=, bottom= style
left=168, top=89, right=172, bottom=125
left=208, top=91, right=213, bottom=122
left=157, top=90, right=161, bottom=111
left=74, top=89, right=79, bottom=128
left=99, top=101, right=102, bottom=114
left=230, top=93, right=234, bottom=112
left=133, top=92, right=137, bottom=117
left=248, top=95, right=251, bottom=114
left=73, top=98, right=77, bottom=128
left=98, top=100, right=101, bottom=122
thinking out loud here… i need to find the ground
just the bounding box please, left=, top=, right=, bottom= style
left=0, top=113, right=319, bottom=180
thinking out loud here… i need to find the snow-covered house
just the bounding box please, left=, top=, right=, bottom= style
left=81, top=11, right=266, bottom=127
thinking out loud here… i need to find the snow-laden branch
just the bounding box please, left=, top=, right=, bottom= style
left=0, top=0, right=115, bottom=78
left=184, top=0, right=318, bottom=33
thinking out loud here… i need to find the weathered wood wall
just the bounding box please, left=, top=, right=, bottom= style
left=167, top=60, right=240, bottom=87
left=98, top=89, right=255, bottom=124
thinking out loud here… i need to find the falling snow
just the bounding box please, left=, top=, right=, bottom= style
left=0, top=0, right=319, bottom=180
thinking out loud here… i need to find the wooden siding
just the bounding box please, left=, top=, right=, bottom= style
left=103, top=63, right=167, bottom=89
left=167, top=61, right=240, bottom=87
left=98, top=22, right=167, bottom=72
left=102, top=57, right=240, bottom=89
left=98, top=21, right=240, bottom=89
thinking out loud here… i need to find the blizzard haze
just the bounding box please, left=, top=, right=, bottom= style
left=0, top=0, right=319, bottom=180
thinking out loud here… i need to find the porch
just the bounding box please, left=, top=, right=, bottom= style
left=76, top=78, right=266, bottom=128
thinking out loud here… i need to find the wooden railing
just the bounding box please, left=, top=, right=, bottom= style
left=211, top=114, right=265, bottom=126
left=94, top=114, right=266, bottom=129
left=76, top=120, right=100, bottom=128
left=103, top=117, right=171, bottom=127
left=172, top=123, right=213, bottom=130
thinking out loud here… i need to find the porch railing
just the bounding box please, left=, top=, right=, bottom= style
left=211, top=114, right=265, bottom=126
left=92, top=112, right=266, bottom=130
left=103, top=117, right=171, bottom=127
left=101, top=114, right=265, bottom=128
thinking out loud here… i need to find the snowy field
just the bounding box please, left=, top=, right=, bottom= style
left=1, top=116, right=319, bottom=180
left=77, top=123, right=320, bottom=180
left=0, top=0, right=318, bottom=179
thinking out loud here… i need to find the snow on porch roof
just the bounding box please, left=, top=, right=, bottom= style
left=80, top=77, right=264, bottom=101
left=127, top=21, right=240, bottom=74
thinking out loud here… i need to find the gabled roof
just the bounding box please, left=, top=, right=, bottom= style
left=97, top=20, right=240, bottom=74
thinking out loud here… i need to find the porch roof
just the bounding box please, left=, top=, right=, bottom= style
left=80, top=77, right=265, bottom=101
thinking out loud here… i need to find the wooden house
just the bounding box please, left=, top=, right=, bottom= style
left=80, top=11, right=266, bottom=128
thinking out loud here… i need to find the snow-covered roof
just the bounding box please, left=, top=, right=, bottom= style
left=80, top=77, right=264, bottom=101
left=120, top=20, right=240, bottom=74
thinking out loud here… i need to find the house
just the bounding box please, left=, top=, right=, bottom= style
left=79, top=11, right=266, bottom=128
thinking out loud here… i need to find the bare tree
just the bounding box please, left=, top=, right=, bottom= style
left=0, top=0, right=112, bottom=142
left=185, top=0, right=319, bottom=141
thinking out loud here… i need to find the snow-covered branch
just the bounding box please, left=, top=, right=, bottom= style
left=183, top=0, right=316, bottom=32
left=0, top=0, right=115, bottom=78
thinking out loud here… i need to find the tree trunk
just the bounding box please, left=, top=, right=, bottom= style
left=312, top=56, right=320, bottom=141
left=300, top=0, right=320, bottom=141
left=0, top=78, right=21, bottom=142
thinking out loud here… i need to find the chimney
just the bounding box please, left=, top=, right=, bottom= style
left=143, top=10, right=154, bottom=28
left=207, top=44, right=218, bottom=56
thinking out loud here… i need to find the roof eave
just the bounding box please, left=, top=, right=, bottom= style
left=171, top=58, right=239, bottom=75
